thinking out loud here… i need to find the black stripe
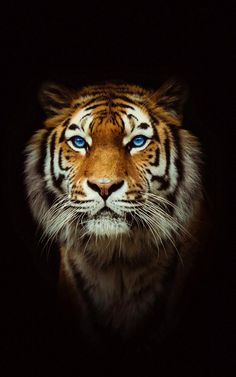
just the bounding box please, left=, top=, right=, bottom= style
left=58, top=148, right=63, bottom=170
left=166, top=126, right=184, bottom=207
left=36, top=129, right=51, bottom=178
left=89, top=119, right=97, bottom=133
left=164, top=131, right=171, bottom=176
left=50, top=132, right=64, bottom=192
left=36, top=130, right=60, bottom=208
left=70, top=199, right=93, bottom=204
left=150, top=147, right=160, bottom=167
left=50, top=132, right=57, bottom=185
left=152, top=126, right=183, bottom=209
left=169, top=126, right=183, bottom=184
left=55, top=174, right=64, bottom=189
left=85, top=102, right=106, bottom=111
left=128, top=113, right=138, bottom=121
left=68, top=123, right=80, bottom=131
left=94, top=110, right=107, bottom=118
left=59, top=119, right=70, bottom=142
left=112, top=111, right=125, bottom=130
left=119, top=115, right=125, bottom=130
left=81, top=113, right=91, bottom=121
left=150, top=131, right=171, bottom=190
left=150, top=174, right=167, bottom=188
left=137, top=122, right=150, bottom=130
left=58, top=148, right=69, bottom=171
left=111, top=102, right=134, bottom=110
left=117, top=109, right=130, bottom=115
left=150, top=115, right=160, bottom=142
left=59, top=127, right=67, bottom=143
left=84, top=96, right=136, bottom=110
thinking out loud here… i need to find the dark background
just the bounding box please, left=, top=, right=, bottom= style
left=3, top=3, right=234, bottom=376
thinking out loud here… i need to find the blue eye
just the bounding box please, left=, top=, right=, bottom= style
left=130, top=135, right=147, bottom=148
left=70, top=136, right=87, bottom=149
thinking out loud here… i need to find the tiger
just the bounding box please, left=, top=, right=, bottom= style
left=24, top=79, right=206, bottom=347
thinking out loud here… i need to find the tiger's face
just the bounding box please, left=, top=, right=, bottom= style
left=59, top=102, right=163, bottom=237
left=25, top=80, right=201, bottom=250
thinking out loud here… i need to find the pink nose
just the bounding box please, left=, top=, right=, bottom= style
left=87, top=179, right=124, bottom=199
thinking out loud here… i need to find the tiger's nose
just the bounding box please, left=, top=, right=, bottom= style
left=87, top=178, right=124, bottom=199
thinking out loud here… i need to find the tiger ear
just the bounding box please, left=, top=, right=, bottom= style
left=39, top=82, right=75, bottom=116
left=154, top=78, right=189, bottom=118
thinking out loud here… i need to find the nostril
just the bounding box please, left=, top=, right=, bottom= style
left=108, top=180, right=124, bottom=196
left=87, top=180, right=101, bottom=195
left=87, top=179, right=124, bottom=199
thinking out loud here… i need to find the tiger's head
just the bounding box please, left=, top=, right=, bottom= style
left=25, top=80, right=202, bottom=259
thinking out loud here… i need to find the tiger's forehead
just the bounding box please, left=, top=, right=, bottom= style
left=68, top=104, right=153, bottom=136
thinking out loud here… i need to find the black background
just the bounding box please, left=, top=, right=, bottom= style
left=3, top=3, right=234, bottom=377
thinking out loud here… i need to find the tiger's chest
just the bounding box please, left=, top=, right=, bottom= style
left=60, top=244, right=179, bottom=337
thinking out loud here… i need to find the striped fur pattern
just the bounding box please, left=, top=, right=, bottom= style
left=25, top=80, right=204, bottom=341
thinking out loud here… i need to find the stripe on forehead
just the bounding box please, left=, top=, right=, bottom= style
left=69, top=106, right=126, bottom=134
left=68, top=104, right=152, bottom=136
left=122, top=105, right=153, bottom=135
left=68, top=108, right=93, bottom=133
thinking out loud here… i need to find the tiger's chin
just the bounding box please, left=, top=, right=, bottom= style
left=85, top=211, right=130, bottom=237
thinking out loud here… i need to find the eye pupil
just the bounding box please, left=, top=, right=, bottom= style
left=71, top=136, right=86, bottom=148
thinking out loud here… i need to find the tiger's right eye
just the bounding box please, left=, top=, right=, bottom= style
left=70, top=136, right=87, bottom=149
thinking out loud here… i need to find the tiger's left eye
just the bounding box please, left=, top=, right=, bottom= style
left=70, top=136, right=87, bottom=149
left=130, top=135, right=147, bottom=148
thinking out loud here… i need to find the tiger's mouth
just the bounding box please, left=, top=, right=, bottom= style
left=85, top=207, right=131, bottom=237
left=93, top=207, right=121, bottom=219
